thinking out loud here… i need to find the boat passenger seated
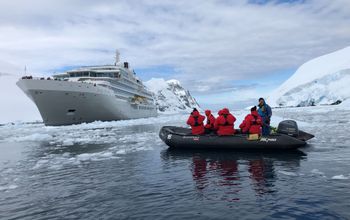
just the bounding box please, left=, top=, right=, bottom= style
left=204, top=110, right=216, bottom=133
left=186, top=108, right=205, bottom=135
left=214, top=108, right=236, bottom=136
left=239, top=106, right=262, bottom=135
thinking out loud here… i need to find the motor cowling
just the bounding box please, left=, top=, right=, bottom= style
left=277, top=120, right=299, bottom=137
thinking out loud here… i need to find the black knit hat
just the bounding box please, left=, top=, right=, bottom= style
left=251, top=106, right=257, bottom=111
left=259, top=97, right=265, bottom=102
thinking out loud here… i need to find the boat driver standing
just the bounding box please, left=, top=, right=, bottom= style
left=258, top=98, right=272, bottom=136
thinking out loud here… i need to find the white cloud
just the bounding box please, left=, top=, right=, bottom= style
left=0, top=0, right=350, bottom=99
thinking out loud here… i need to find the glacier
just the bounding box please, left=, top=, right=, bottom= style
left=268, top=46, right=350, bottom=107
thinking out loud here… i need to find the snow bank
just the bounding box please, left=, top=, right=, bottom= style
left=144, top=78, right=200, bottom=113
left=339, top=99, right=350, bottom=108
left=268, top=46, right=350, bottom=107
left=0, top=63, right=41, bottom=124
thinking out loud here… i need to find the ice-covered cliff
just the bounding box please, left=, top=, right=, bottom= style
left=268, top=47, right=350, bottom=107
left=144, top=78, right=200, bottom=113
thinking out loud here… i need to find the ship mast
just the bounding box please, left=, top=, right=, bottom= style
left=115, top=49, right=120, bottom=66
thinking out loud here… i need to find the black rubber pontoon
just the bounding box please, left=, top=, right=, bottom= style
left=159, top=120, right=314, bottom=150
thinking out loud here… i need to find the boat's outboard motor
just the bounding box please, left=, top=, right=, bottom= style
left=277, top=120, right=299, bottom=137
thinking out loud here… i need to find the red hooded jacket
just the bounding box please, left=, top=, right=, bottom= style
left=205, top=110, right=216, bottom=130
left=239, top=111, right=262, bottom=134
left=214, top=108, right=236, bottom=136
left=187, top=111, right=205, bottom=135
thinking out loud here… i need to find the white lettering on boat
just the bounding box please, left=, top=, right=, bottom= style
left=182, top=136, right=200, bottom=141
left=167, top=134, right=172, bottom=140
left=260, top=137, right=277, bottom=143
left=183, top=136, right=198, bottom=139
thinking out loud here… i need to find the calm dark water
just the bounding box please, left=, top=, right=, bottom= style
left=1, top=107, right=350, bottom=219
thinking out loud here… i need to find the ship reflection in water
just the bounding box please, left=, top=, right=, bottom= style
left=163, top=149, right=305, bottom=202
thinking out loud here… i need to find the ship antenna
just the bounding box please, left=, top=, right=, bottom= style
left=24, top=65, right=27, bottom=75
left=115, top=49, right=120, bottom=66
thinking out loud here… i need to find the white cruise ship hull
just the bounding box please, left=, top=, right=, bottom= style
left=17, top=79, right=158, bottom=126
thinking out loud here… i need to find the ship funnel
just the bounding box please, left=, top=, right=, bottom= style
left=124, top=62, right=129, bottom=69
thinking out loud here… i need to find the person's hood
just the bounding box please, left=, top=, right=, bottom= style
left=205, top=110, right=211, bottom=116
left=192, top=111, right=200, bottom=117
left=222, top=108, right=230, bottom=115
left=218, top=110, right=223, bottom=115
left=259, top=99, right=265, bottom=107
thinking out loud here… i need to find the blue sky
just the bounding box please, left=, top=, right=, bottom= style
left=248, top=0, right=306, bottom=5
left=1, top=0, right=350, bottom=107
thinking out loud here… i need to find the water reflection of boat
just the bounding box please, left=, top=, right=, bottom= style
left=162, top=149, right=306, bottom=197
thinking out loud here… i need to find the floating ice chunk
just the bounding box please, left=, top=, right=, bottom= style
left=0, top=184, right=18, bottom=191
left=331, top=175, right=349, bottom=180
left=62, top=139, right=74, bottom=146
left=16, top=133, right=52, bottom=142
left=77, top=153, right=94, bottom=161
left=100, top=152, right=113, bottom=157
left=278, top=171, right=298, bottom=176
left=311, top=169, right=326, bottom=176
left=116, top=149, right=127, bottom=155
left=1, top=168, right=14, bottom=174
left=62, top=152, right=70, bottom=157
left=32, top=159, right=49, bottom=170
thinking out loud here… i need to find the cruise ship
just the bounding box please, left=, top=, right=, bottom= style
left=16, top=52, right=158, bottom=126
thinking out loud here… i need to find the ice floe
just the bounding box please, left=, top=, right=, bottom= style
left=331, top=175, right=349, bottom=180
left=278, top=170, right=299, bottom=176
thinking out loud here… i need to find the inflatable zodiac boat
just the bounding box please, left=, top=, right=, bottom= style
left=159, top=120, right=314, bottom=150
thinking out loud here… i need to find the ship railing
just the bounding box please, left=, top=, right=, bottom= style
left=20, top=75, right=69, bottom=81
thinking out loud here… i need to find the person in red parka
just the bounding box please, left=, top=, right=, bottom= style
left=239, top=106, right=262, bottom=135
left=218, top=110, right=223, bottom=117
left=187, top=108, right=205, bottom=135
left=214, top=108, right=236, bottom=136
left=204, top=110, right=216, bottom=133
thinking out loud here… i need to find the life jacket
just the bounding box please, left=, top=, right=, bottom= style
left=205, top=112, right=216, bottom=130
left=193, top=116, right=203, bottom=127
left=251, top=115, right=258, bottom=125
left=221, top=114, right=231, bottom=126
left=215, top=109, right=236, bottom=136
left=187, top=111, right=205, bottom=135
left=248, top=111, right=262, bottom=134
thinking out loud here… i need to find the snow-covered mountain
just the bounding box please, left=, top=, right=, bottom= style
left=268, top=46, right=350, bottom=107
left=144, top=78, right=200, bottom=113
